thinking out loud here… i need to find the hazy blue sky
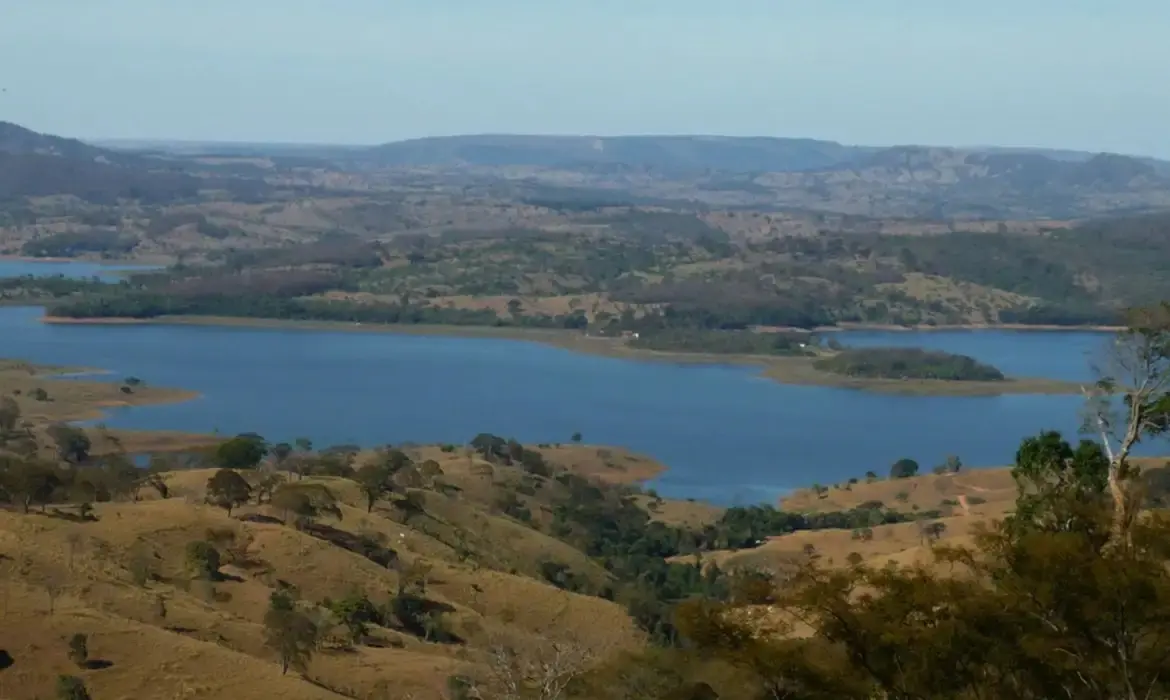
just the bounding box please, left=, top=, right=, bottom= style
left=2, top=1, right=1167, bottom=156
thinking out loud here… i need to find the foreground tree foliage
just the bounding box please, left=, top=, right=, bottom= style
left=263, top=591, right=317, bottom=675
left=205, top=469, right=252, bottom=516
left=651, top=434, right=1170, bottom=700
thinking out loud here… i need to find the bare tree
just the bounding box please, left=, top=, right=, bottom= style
left=65, top=533, right=84, bottom=572
left=1084, top=304, right=1170, bottom=545
left=485, top=637, right=596, bottom=700
left=482, top=602, right=613, bottom=700
left=44, top=576, right=63, bottom=615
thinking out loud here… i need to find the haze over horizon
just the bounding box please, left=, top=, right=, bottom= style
left=2, top=0, right=1168, bottom=157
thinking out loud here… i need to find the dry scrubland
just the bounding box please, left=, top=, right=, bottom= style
left=0, top=446, right=660, bottom=699
left=0, top=360, right=213, bottom=459
left=1, top=356, right=1158, bottom=698
left=0, top=360, right=197, bottom=424
left=685, top=455, right=1170, bottom=578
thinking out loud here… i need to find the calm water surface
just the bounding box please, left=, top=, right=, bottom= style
left=2, top=329, right=1130, bottom=505
left=1, top=259, right=1134, bottom=504
left=0, top=258, right=160, bottom=282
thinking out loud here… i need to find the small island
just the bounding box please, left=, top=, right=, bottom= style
left=812, top=347, right=1006, bottom=382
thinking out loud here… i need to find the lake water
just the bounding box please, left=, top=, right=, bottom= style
left=0, top=258, right=160, bottom=282
left=0, top=259, right=1135, bottom=504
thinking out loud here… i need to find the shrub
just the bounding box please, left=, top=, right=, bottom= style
left=56, top=675, right=91, bottom=700
left=205, top=469, right=252, bottom=515
left=813, top=347, right=1005, bottom=381
left=890, top=459, right=919, bottom=479
left=213, top=434, right=268, bottom=469
left=128, top=545, right=157, bottom=586
left=185, top=541, right=221, bottom=580
left=67, top=634, right=87, bottom=668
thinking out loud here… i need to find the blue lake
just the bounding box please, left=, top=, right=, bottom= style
left=0, top=258, right=159, bottom=282
left=0, top=259, right=1135, bottom=504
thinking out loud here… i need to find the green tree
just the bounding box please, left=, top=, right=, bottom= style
left=46, top=424, right=91, bottom=463
left=205, top=469, right=252, bottom=516
left=271, top=483, right=342, bottom=529
left=1009, top=430, right=1109, bottom=534
left=327, top=591, right=379, bottom=644
left=185, top=540, right=221, bottom=580
left=354, top=463, right=393, bottom=513
left=889, top=458, right=919, bottom=479
left=263, top=596, right=317, bottom=675
left=0, top=457, right=60, bottom=513
left=214, top=434, right=268, bottom=470
left=67, top=633, right=88, bottom=668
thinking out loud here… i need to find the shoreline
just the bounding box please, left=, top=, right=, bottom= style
left=817, top=322, right=1124, bottom=333
left=40, top=314, right=1090, bottom=397
left=40, top=313, right=1124, bottom=335
left=0, top=254, right=170, bottom=266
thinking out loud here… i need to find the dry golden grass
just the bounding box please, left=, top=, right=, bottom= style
left=90, top=429, right=221, bottom=457
left=0, top=361, right=197, bottom=425
left=781, top=468, right=1018, bottom=516
left=426, top=293, right=628, bottom=320
left=634, top=495, right=725, bottom=529
left=0, top=462, right=644, bottom=700
left=670, top=468, right=1019, bottom=579
left=876, top=273, right=1036, bottom=323
left=700, top=458, right=1170, bottom=579
left=529, top=444, right=664, bottom=484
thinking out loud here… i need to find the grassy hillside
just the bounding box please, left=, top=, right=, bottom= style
left=0, top=438, right=679, bottom=698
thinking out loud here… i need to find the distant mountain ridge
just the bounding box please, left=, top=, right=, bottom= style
left=348, top=135, right=1170, bottom=218
left=357, top=134, right=872, bottom=172
left=13, top=122, right=1170, bottom=218
left=355, top=133, right=1170, bottom=175
left=0, top=121, right=271, bottom=204
left=0, top=120, right=127, bottom=162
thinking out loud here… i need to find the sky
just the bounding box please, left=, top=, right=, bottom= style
left=1, top=0, right=1168, bottom=157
